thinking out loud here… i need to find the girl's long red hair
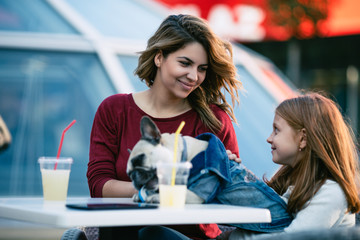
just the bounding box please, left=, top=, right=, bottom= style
left=266, top=92, right=360, bottom=214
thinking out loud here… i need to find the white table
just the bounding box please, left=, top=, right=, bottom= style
left=0, top=197, right=271, bottom=239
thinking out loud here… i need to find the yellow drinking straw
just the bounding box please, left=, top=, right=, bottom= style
left=171, top=121, right=185, bottom=186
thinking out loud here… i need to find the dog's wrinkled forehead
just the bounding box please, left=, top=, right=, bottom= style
left=130, top=139, right=159, bottom=159
left=130, top=138, right=172, bottom=167
left=127, top=116, right=175, bottom=170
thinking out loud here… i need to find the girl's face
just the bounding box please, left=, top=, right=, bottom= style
left=267, top=113, right=303, bottom=167
left=154, top=42, right=208, bottom=99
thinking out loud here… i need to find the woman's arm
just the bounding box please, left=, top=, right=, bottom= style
left=211, top=105, right=240, bottom=159
left=102, top=179, right=137, bottom=198
left=88, top=95, right=135, bottom=197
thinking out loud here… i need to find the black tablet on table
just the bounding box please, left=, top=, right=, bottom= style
left=66, top=202, right=158, bottom=210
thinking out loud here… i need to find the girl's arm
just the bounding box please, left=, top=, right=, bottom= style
left=284, top=180, right=353, bottom=232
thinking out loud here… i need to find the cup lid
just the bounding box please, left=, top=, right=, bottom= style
left=156, top=161, right=192, bottom=168
left=38, top=157, right=73, bottom=164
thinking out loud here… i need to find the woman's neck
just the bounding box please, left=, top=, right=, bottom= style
left=133, top=89, right=191, bottom=118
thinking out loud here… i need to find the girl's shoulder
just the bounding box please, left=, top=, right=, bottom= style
left=316, top=179, right=346, bottom=199
left=284, top=179, right=353, bottom=232
left=320, top=180, right=344, bottom=195
left=283, top=180, right=345, bottom=205
left=314, top=180, right=347, bottom=209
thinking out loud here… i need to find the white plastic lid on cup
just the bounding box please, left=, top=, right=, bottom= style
left=156, top=161, right=192, bottom=185
left=38, top=157, right=73, bottom=163
left=156, top=161, right=192, bottom=168
left=38, top=157, right=73, bottom=170
left=156, top=161, right=192, bottom=174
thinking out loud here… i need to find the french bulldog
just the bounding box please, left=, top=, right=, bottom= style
left=126, top=117, right=294, bottom=231
left=126, top=116, right=206, bottom=204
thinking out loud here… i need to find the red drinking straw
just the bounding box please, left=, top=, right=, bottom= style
left=55, top=119, right=76, bottom=170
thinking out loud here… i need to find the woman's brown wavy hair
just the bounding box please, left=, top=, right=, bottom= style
left=266, top=92, right=360, bottom=214
left=135, top=14, right=242, bottom=133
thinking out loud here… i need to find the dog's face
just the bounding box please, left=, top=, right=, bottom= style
left=126, top=116, right=207, bottom=204
left=126, top=116, right=178, bottom=191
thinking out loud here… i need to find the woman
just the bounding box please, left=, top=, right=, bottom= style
left=87, top=14, right=242, bottom=239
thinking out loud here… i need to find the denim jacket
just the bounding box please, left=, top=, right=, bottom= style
left=187, top=133, right=293, bottom=233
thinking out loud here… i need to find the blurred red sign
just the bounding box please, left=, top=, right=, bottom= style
left=155, top=0, right=360, bottom=42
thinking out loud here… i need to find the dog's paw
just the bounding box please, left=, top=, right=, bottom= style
left=146, top=194, right=160, bottom=203
left=132, top=193, right=141, bottom=202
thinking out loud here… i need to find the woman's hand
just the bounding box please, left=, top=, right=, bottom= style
left=226, top=150, right=241, bottom=163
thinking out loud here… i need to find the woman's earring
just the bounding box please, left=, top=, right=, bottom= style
left=299, top=148, right=302, bottom=152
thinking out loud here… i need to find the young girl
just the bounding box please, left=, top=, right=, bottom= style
left=139, top=92, right=360, bottom=240
left=227, top=92, right=360, bottom=239
left=88, top=14, right=242, bottom=239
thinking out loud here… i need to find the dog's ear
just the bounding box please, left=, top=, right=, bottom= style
left=140, top=116, right=161, bottom=145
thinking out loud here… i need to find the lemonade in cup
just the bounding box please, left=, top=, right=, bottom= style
left=38, top=157, right=72, bottom=201
left=157, top=161, right=192, bottom=208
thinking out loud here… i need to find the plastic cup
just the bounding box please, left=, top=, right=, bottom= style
left=156, top=161, right=192, bottom=208
left=38, top=157, right=73, bottom=202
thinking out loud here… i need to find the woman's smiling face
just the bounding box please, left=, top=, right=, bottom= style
left=154, top=42, right=208, bottom=99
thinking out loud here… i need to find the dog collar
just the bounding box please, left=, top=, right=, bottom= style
left=180, top=136, right=187, bottom=162
left=138, top=186, right=147, bottom=203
